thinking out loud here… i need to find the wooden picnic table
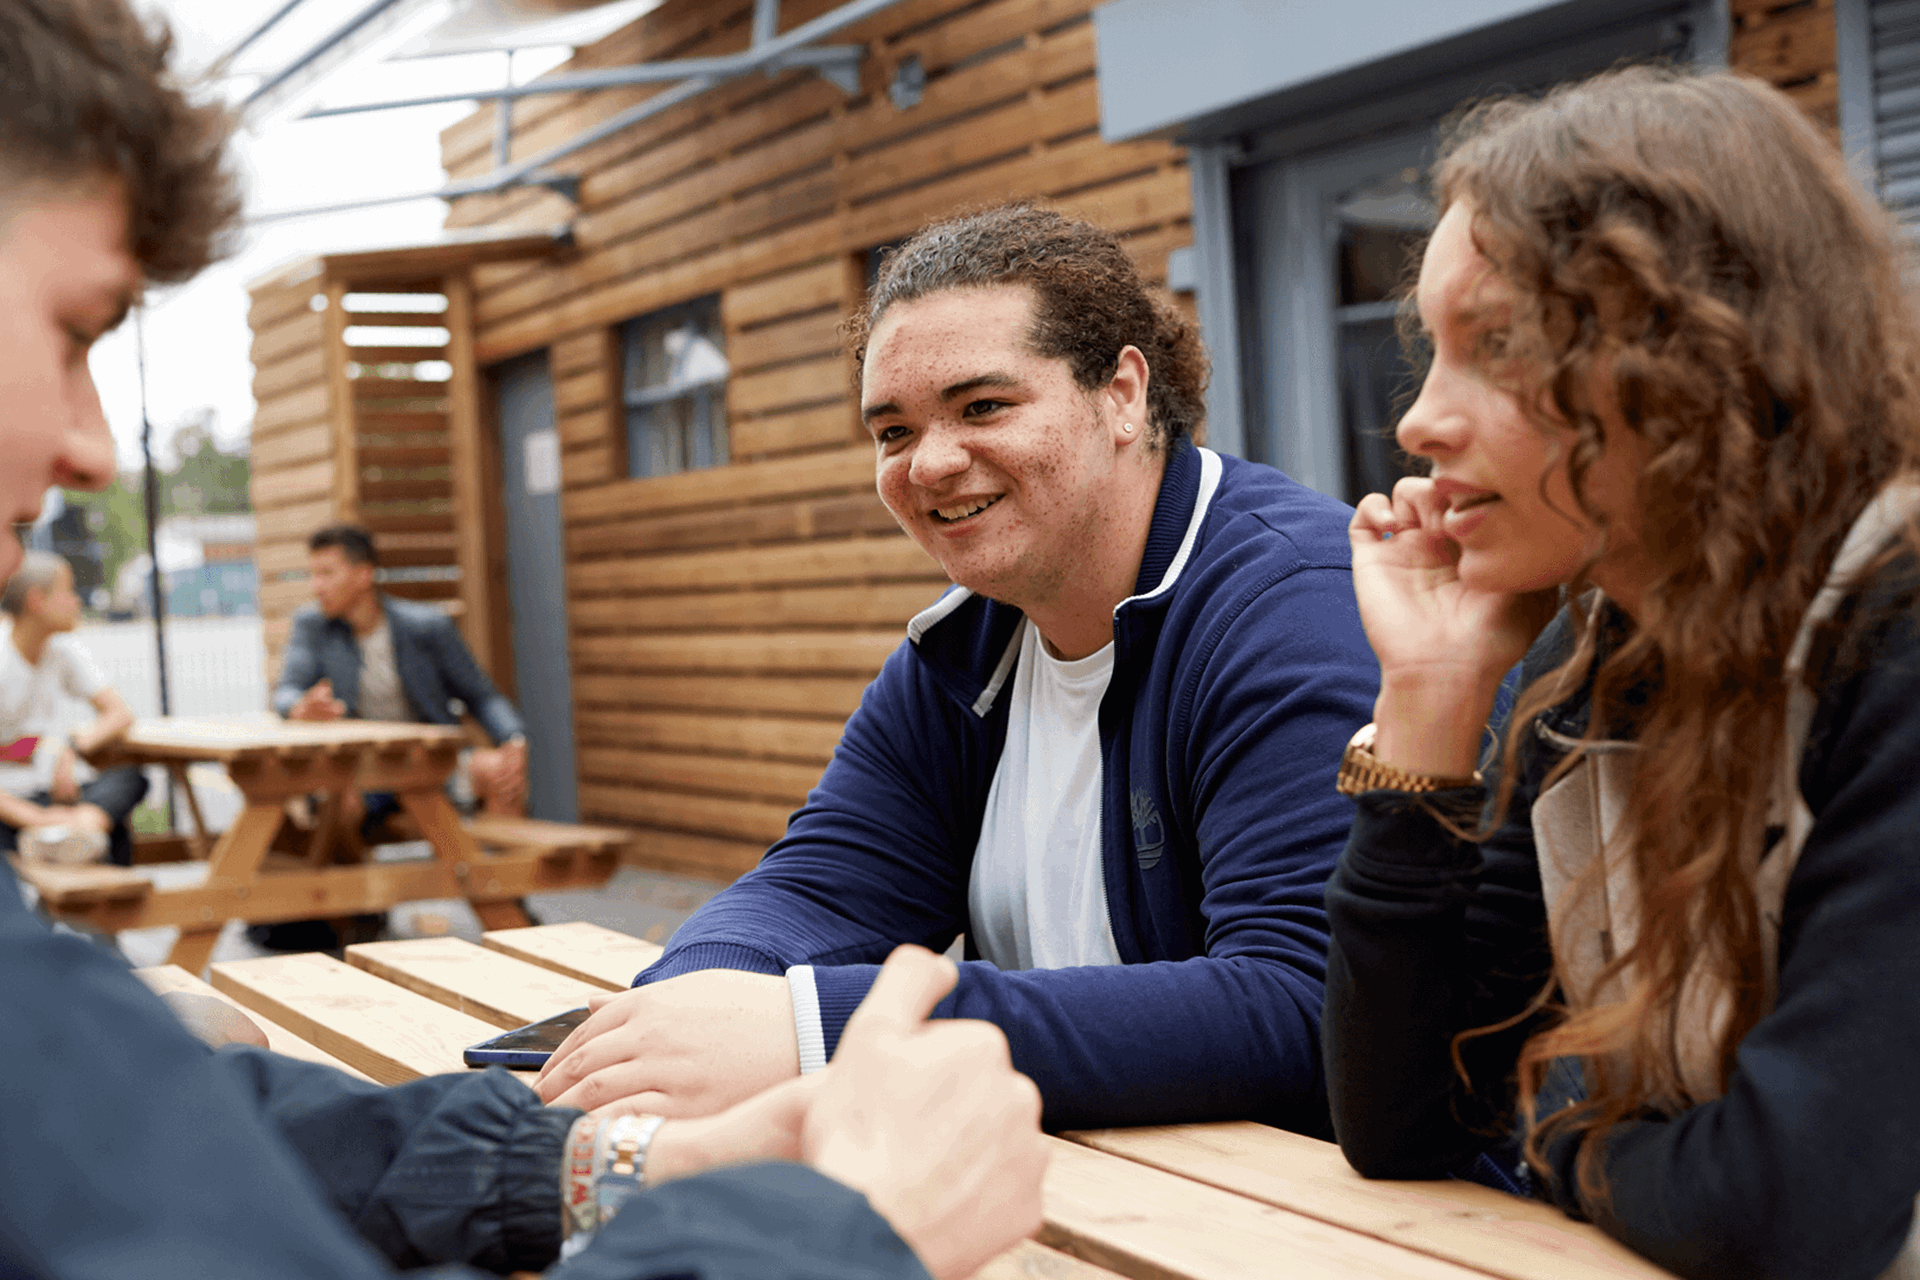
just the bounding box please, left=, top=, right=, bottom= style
left=21, top=715, right=620, bottom=971
left=145, top=922, right=1677, bottom=1280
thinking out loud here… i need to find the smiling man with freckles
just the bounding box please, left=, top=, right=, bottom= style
left=538, top=205, right=1382, bottom=1135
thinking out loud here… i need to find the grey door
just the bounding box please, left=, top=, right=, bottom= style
left=493, top=349, right=579, bottom=821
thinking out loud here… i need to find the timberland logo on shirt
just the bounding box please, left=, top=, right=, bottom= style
left=1130, top=789, right=1165, bottom=870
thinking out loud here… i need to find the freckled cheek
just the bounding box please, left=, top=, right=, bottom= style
left=875, top=458, right=913, bottom=519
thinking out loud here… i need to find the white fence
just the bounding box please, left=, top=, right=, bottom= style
left=76, top=616, right=268, bottom=720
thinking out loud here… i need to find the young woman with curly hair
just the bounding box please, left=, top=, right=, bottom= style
left=1326, top=66, right=1920, bottom=1280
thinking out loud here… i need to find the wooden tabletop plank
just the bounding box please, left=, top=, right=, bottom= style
left=209, top=951, right=501, bottom=1084
left=1063, top=1124, right=1674, bottom=1280
left=1040, top=1136, right=1493, bottom=1280
left=346, top=936, right=603, bottom=1029
left=481, top=921, right=663, bottom=990
left=136, top=964, right=374, bottom=1080
left=105, top=715, right=465, bottom=763
left=970, top=1240, right=1130, bottom=1279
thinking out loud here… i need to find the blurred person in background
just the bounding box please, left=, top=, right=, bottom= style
left=0, top=549, right=143, bottom=864
left=275, top=522, right=528, bottom=821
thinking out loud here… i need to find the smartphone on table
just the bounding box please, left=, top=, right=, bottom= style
left=463, top=1006, right=589, bottom=1070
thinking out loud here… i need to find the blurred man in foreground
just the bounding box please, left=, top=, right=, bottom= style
left=0, top=3, right=1046, bottom=1277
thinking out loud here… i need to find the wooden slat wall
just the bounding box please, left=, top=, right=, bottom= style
left=247, top=277, right=479, bottom=682
left=432, top=0, right=1189, bottom=879
left=343, top=288, right=464, bottom=616
left=248, top=264, right=332, bottom=678
left=1732, top=0, right=1839, bottom=129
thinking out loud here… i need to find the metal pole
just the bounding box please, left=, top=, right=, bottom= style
left=133, top=310, right=175, bottom=828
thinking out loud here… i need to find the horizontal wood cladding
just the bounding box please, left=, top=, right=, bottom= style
left=440, top=0, right=1191, bottom=873
left=611, top=826, right=771, bottom=880
left=574, top=707, right=843, bottom=763
left=569, top=579, right=936, bottom=632
left=1731, top=0, right=1838, bottom=127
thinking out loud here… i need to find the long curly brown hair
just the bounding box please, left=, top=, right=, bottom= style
left=1436, top=66, right=1920, bottom=1203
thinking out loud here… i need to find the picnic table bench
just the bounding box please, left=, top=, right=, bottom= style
left=143, top=922, right=1677, bottom=1280
left=13, top=715, right=625, bottom=969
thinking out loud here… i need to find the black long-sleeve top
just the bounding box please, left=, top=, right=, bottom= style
left=1324, top=596, right=1920, bottom=1280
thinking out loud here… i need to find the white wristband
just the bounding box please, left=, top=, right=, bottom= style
left=785, top=964, right=828, bottom=1075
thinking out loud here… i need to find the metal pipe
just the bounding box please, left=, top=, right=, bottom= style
left=299, top=44, right=858, bottom=117
left=133, top=310, right=175, bottom=828
left=753, top=0, right=780, bottom=48
left=493, top=48, right=515, bottom=168
left=243, top=0, right=409, bottom=107
left=254, top=0, right=905, bottom=223
left=206, top=0, right=312, bottom=78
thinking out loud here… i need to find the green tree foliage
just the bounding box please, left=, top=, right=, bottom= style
left=62, top=413, right=251, bottom=594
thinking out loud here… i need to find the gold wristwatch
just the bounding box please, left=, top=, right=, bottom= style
left=1334, top=723, right=1482, bottom=795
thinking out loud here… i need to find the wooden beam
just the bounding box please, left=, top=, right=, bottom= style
left=442, top=270, right=496, bottom=675
left=1062, top=1123, right=1675, bottom=1280
left=480, top=921, right=665, bottom=990
left=321, top=281, right=359, bottom=522
left=345, top=936, right=602, bottom=1029
left=209, top=951, right=499, bottom=1083
left=135, top=964, right=373, bottom=1080
left=1039, top=1137, right=1488, bottom=1280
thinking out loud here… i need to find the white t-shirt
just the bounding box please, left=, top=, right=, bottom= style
left=356, top=620, right=411, bottom=723
left=0, top=622, right=105, bottom=798
left=966, top=619, right=1125, bottom=972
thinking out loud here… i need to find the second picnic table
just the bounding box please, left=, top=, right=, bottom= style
left=151, top=922, right=1679, bottom=1280
left=25, top=715, right=623, bottom=969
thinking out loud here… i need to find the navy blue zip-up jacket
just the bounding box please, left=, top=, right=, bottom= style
left=639, top=445, right=1379, bottom=1131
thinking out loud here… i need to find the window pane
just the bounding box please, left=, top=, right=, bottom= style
left=1334, top=167, right=1432, bottom=503
left=622, top=295, right=729, bottom=479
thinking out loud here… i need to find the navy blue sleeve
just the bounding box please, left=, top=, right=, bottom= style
left=0, top=864, right=408, bottom=1280
left=558, top=1164, right=931, bottom=1280
left=641, top=639, right=984, bottom=986
left=211, top=1049, right=574, bottom=1273
left=425, top=612, right=525, bottom=744
left=273, top=609, right=326, bottom=717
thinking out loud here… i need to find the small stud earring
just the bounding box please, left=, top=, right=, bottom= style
left=1122, top=422, right=1136, bottom=434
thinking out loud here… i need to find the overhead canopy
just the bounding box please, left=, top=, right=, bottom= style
left=251, top=223, right=571, bottom=293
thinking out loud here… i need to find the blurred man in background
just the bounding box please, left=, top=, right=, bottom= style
left=275, top=522, right=528, bottom=820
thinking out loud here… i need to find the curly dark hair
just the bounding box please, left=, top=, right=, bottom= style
left=1430, top=66, right=1920, bottom=1207
left=846, top=204, right=1208, bottom=451
left=0, top=0, right=239, bottom=283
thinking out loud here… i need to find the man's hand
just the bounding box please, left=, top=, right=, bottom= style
left=289, top=679, right=345, bottom=722
left=470, top=739, right=527, bottom=815
left=645, top=1073, right=823, bottom=1183
left=159, top=991, right=271, bottom=1050
left=802, top=946, right=1048, bottom=1280
left=30, top=803, right=109, bottom=834
left=535, top=969, right=798, bottom=1118
left=48, top=745, right=78, bottom=803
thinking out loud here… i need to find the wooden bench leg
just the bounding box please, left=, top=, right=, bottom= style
left=167, top=926, right=222, bottom=974
left=472, top=900, right=532, bottom=930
